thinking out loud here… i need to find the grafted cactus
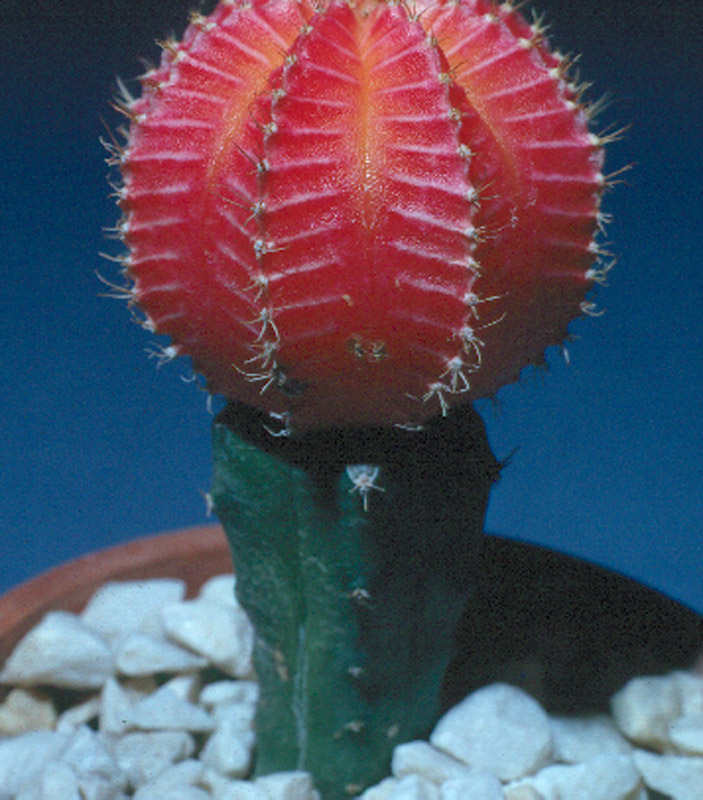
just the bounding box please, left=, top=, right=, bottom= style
left=110, top=1, right=613, bottom=796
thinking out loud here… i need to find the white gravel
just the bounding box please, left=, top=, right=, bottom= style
left=1, top=575, right=702, bottom=799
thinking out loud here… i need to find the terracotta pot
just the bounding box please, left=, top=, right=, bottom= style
left=0, top=524, right=231, bottom=669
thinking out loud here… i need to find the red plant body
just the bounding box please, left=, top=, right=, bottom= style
left=114, top=0, right=609, bottom=432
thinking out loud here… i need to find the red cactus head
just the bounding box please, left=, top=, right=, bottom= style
left=114, top=0, right=610, bottom=432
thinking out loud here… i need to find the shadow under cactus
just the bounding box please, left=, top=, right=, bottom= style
left=445, top=534, right=703, bottom=716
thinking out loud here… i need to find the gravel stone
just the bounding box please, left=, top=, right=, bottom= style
left=669, top=712, right=703, bottom=754
left=439, top=771, right=504, bottom=800
left=633, top=748, right=703, bottom=800
left=112, top=730, right=195, bottom=788
left=254, top=771, right=321, bottom=800
left=14, top=760, right=80, bottom=800
left=200, top=680, right=258, bottom=710
left=611, top=674, right=681, bottom=749
left=81, top=580, right=186, bottom=643
left=56, top=695, right=101, bottom=733
left=505, top=754, right=641, bottom=800
left=200, top=717, right=255, bottom=777
left=61, top=725, right=124, bottom=786
left=0, top=730, right=71, bottom=794
left=129, top=683, right=215, bottom=732
left=206, top=775, right=267, bottom=800
left=673, top=671, right=703, bottom=715
left=99, top=677, right=138, bottom=736
left=391, top=741, right=471, bottom=785
left=503, top=786, right=547, bottom=800
left=385, top=774, right=438, bottom=800
left=430, top=683, right=552, bottom=781
left=356, top=777, right=399, bottom=800
left=164, top=672, right=203, bottom=702
left=199, top=575, right=239, bottom=607
left=116, top=632, right=209, bottom=676
left=0, top=687, right=57, bottom=735
left=0, top=611, right=114, bottom=689
left=132, top=758, right=206, bottom=800
left=161, top=599, right=254, bottom=677
left=549, top=714, right=632, bottom=763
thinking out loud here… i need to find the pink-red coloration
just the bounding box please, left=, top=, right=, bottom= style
left=115, top=0, right=607, bottom=432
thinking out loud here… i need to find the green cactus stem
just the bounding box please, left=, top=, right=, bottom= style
left=211, top=403, right=499, bottom=799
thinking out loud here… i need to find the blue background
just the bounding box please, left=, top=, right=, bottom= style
left=2, top=0, right=701, bottom=610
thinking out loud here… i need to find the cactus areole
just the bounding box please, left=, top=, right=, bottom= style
left=116, top=0, right=609, bottom=433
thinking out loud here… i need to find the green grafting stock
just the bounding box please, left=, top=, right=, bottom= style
left=211, top=402, right=499, bottom=799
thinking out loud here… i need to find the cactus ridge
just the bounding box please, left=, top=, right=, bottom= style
left=112, top=0, right=610, bottom=432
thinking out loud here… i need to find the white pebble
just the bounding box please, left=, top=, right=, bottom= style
left=211, top=700, right=257, bottom=729
left=549, top=714, right=632, bottom=763
left=164, top=672, right=203, bottom=702
left=503, top=786, right=546, bottom=800
left=506, top=754, right=641, bottom=800
left=386, top=774, right=438, bottom=800
left=135, top=787, right=210, bottom=800
left=673, top=670, right=703, bottom=714
left=439, top=771, right=504, bottom=800
left=162, top=599, right=254, bottom=677
left=74, top=774, right=123, bottom=800
left=0, top=730, right=71, bottom=794
left=207, top=773, right=266, bottom=800
left=44, top=725, right=128, bottom=800
left=254, top=771, right=320, bottom=800
left=200, top=705, right=256, bottom=777
left=392, top=741, right=471, bottom=784
left=0, top=687, right=57, bottom=735
left=0, top=611, right=114, bottom=689
left=112, top=730, right=195, bottom=787
left=116, top=632, right=208, bottom=676
left=82, top=580, right=185, bottom=643
left=200, top=680, right=259, bottom=709
left=62, top=725, right=122, bottom=780
left=129, top=683, right=215, bottom=732
left=355, top=777, right=399, bottom=800
left=669, top=712, right=703, bottom=754
left=133, top=759, right=207, bottom=800
left=56, top=695, right=101, bottom=733
left=85, top=781, right=128, bottom=800
left=207, top=775, right=269, bottom=800
left=430, top=683, right=552, bottom=781
left=199, top=574, right=238, bottom=606
left=633, top=748, right=703, bottom=799
left=611, top=674, right=681, bottom=748
left=15, top=760, right=80, bottom=800
left=99, top=677, right=138, bottom=736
